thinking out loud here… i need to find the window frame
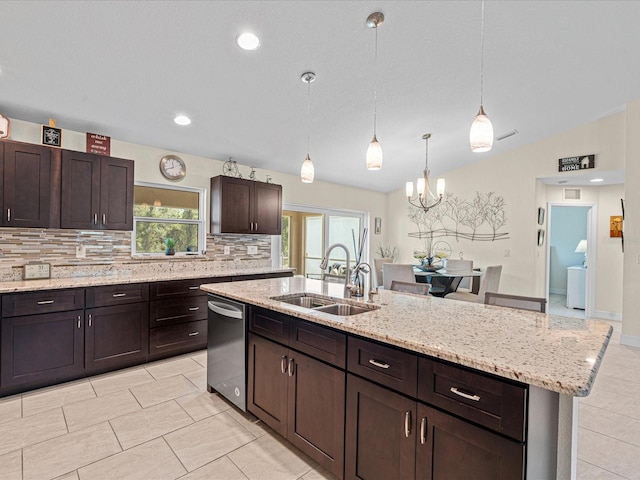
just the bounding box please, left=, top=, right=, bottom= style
left=131, top=181, right=207, bottom=257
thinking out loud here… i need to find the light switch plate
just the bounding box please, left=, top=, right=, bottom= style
left=23, top=263, right=51, bottom=280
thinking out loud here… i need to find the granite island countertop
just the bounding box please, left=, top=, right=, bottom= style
left=201, top=276, right=612, bottom=397
left=0, top=267, right=294, bottom=294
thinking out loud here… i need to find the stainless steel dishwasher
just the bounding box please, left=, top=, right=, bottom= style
left=206, top=294, right=247, bottom=411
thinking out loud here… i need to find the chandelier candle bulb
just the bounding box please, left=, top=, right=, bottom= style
left=437, top=178, right=446, bottom=197
left=405, top=182, right=413, bottom=198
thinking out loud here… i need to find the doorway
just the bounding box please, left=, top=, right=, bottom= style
left=280, top=205, right=367, bottom=278
left=546, top=203, right=597, bottom=318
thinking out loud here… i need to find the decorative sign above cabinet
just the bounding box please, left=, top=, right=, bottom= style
left=86, top=132, right=111, bottom=156
left=558, top=154, right=595, bottom=172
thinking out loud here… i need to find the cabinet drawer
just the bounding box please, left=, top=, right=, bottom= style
left=347, top=336, right=417, bottom=397
left=86, top=283, right=149, bottom=308
left=417, top=357, right=527, bottom=442
left=150, top=296, right=208, bottom=327
left=2, top=289, right=85, bottom=317
left=150, top=278, right=209, bottom=299
left=249, top=307, right=290, bottom=345
left=290, top=319, right=346, bottom=369
left=149, top=319, right=207, bottom=356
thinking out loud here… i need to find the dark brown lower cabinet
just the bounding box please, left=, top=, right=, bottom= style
left=248, top=333, right=345, bottom=479
left=1, top=310, right=85, bottom=389
left=345, top=374, right=524, bottom=480
left=85, top=303, right=149, bottom=373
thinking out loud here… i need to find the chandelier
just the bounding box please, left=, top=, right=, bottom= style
left=406, top=133, right=445, bottom=212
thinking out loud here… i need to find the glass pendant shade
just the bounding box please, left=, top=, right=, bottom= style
left=416, top=177, right=426, bottom=197
left=470, top=105, right=494, bottom=152
left=366, top=135, right=383, bottom=170
left=300, top=154, right=314, bottom=183
left=436, top=178, right=446, bottom=197
left=405, top=182, right=413, bottom=197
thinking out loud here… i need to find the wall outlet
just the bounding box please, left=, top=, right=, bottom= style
left=224, top=246, right=231, bottom=255
left=248, top=245, right=258, bottom=255
left=76, top=244, right=86, bottom=258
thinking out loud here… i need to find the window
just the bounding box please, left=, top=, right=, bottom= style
left=132, top=182, right=206, bottom=255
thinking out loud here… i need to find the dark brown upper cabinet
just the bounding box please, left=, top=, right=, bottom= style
left=0, top=140, right=61, bottom=228
left=210, top=176, right=282, bottom=235
left=61, top=150, right=134, bottom=230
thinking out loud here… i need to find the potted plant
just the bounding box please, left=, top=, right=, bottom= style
left=164, top=238, right=176, bottom=256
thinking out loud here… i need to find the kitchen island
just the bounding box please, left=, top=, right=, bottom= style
left=201, top=276, right=612, bottom=480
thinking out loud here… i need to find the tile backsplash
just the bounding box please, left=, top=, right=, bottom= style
left=0, top=228, right=273, bottom=281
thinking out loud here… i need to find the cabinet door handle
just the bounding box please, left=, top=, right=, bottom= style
left=102, top=213, right=106, bottom=225
left=368, top=359, right=390, bottom=369
left=7, top=208, right=10, bottom=222
left=88, top=314, right=92, bottom=327
left=420, top=417, right=427, bottom=445
left=37, top=300, right=54, bottom=305
left=94, top=213, right=98, bottom=225
left=77, top=316, right=82, bottom=329
left=188, top=286, right=200, bottom=290
left=188, top=307, right=200, bottom=311
left=288, top=358, right=295, bottom=376
left=450, top=387, right=481, bottom=402
left=254, top=222, right=258, bottom=231
left=280, top=355, right=288, bottom=374
left=404, top=411, right=411, bottom=438
left=188, top=332, right=199, bottom=336
left=112, top=293, right=127, bottom=298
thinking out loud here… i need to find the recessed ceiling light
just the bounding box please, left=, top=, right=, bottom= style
left=174, top=115, right=191, bottom=126
left=590, top=178, right=604, bottom=183
left=236, top=32, right=260, bottom=51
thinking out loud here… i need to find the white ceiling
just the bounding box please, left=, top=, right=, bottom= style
left=0, top=1, right=637, bottom=192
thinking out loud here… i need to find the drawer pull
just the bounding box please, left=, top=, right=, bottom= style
left=404, top=411, right=411, bottom=438
left=450, top=387, right=481, bottom=402
left=188, top=332, right=199, bottom=336
left=368, top=359, right=390, bottom=369
left=288, top=358, right=295, bottom=377
left=188, top=286, right=200, bottom=290
left=112, top=293, right=127, bottom=298
left=420, top=417, right=427, bottom=445
left=281, top=355, right=288, bottom=374
left=188, top=307, right=200, bottom=311
left=37, top=300, right=54, bottom=305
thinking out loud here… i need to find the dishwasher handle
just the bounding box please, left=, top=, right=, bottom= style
left=208, top=301, right=243, bottom=319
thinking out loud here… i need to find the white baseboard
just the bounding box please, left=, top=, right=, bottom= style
left=594, top=310, right=622, bottom=321
left=621, top=334, right=640, bottom=348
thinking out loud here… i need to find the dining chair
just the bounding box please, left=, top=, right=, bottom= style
left=446, top=259, right=474, bottom=291
left=445, top=265, right=502, bottom=303
left=382, top=263, right=416, bottom=290
left=484, top=292, right=547, bottom=313
left=390, top=281, right=431, bottom=295
left=373, top=257, right=394, bottom=288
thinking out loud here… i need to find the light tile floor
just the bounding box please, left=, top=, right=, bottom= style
left=0, top=311, right=635, bottom=479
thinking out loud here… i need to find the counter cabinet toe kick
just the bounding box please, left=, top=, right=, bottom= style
left=241, top=305, right=570, bottom=480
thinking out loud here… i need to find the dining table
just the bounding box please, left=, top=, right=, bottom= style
left=413, top=267, right=483, bottom=297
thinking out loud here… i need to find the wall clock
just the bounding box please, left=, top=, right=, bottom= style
left=160, top=155, right=186, bottom=181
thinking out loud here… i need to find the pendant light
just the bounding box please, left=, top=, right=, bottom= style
left=406, top=133, right=445, bottom=213
left=469, top=1, right=494, bottom=153
left=300, top=72, right=316, bottom=183
left=366, top=12, right=384, bottom=170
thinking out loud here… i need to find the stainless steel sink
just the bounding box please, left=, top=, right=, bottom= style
left=270, top=293, right=379, bottom=316
left=313, top=303, right=375, bottom=316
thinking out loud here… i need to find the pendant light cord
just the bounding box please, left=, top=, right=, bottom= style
left=480, top=0, right=485, bottom=106
left=306, top=78, right=311, bottom=154
left=373, top=24, right=378, bottom=136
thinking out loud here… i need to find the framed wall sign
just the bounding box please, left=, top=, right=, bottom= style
left=374, top=217, right=382, bottom=235
left=42, top=125, right=62, bottom=147
left=537, top=229, right=545, bottom=246
left=537, top=207, right=545, bottom=225
left=558, top=154, right=595, bottom=172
